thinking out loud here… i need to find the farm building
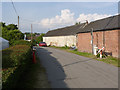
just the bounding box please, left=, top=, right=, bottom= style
left=77, top=14, right=120, bottom=58
left=43, top=23, right=87, bottom=47
left=0, top=37, right=9, bottom=50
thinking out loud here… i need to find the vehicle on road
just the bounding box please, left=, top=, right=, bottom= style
left=39, top=42, right=47, bottom=47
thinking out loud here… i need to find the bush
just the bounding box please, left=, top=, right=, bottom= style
left=31, top=39, right=37, bottom=46
left=36, top=33, right=45, bottom=44
left=62, top=45, right=70, bottom=49
left=11, top=40, right=31, bottom=46
left=74, top=49, right=78, bottom=51
left=96, top=52, right=106, bottom=58
left=2, top=45, right=32, bottom=88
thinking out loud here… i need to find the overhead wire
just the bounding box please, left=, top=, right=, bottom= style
left=10, top=0, right=18, bottom=16
left=10, top=0, right=74, bottom=32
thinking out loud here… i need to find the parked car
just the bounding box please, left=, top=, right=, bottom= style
left=39, top=42, right=47, bottom=47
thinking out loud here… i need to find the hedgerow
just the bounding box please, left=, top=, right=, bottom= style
left=11, top=40, right=31, bottom=46
left=2, top=45, right=32, bottom=88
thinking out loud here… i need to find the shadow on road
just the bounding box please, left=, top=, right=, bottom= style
left=62, top=58, right=93, bottom=67
left=36, top=47, right=69, bottom=88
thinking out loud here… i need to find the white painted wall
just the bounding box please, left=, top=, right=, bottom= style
left=43, top=35, right=77, bottom=47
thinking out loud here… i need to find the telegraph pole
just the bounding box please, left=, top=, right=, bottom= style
left=18, top=16, right=19, bottom=29
left=91, top=28, right=94, bottom=54
left=31, top=24, right=32, bottom=41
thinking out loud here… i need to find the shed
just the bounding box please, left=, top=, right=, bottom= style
left=0, top=37, right=9, bottom=50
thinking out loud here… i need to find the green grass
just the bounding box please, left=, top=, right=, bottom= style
left=16, top=54, right=51, bottom=88
left=51, top=46, right=120, bottom=67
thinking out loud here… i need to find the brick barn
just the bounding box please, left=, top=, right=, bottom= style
left=77, top=14, right=120, bottom=58
left=43, top=23, right=87, bottom=47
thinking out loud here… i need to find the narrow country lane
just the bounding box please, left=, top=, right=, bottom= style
left=36, top=47, right=118, bottom=88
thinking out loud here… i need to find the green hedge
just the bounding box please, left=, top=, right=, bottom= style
left=2, top=45, right=32, bottom=88
left=11, top=40, right=31, bottom=46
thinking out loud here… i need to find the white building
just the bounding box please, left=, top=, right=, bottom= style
left=43, top=23, right=87, bottom=47
left=0, top=37, right=9, bottom=50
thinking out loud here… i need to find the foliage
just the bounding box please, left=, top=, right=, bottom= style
left=36, top=33, right=45, bottom=44
left=1, top=22, right=24, bottom=45
left=6, top=24, right=18, bottom=30
left=31, top=39, right=37, bottom=46
left=96, top=53, right=100, bottom=58
left=74, top=49, right=78, bottom=51
left=75, top=22, right=81, bottom=25
left=24, top=32, right=40, bottom=40
left=96, top=52, right=106, bottom=58
left=11, top=40, right=31, bottom=46
left=2, top=45, right=31, bottom=68
left=2, top=45, right=32, bottom=88
left=51, top=46, right=70, bottom=50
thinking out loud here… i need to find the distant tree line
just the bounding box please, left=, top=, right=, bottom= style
left=1, top=22, right=24, bottom=45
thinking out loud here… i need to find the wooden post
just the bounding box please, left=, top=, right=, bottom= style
left=18, top=16, right=19, bottom=29
left=91, top=28, right=94, bottom=54
left=31, top=24, right=32, bottom=41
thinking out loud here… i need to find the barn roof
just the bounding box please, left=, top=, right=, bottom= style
left=44, top=14, right=120, bottom=37
left=44, top=23, right=87, bottom=37
left=77, top=14, right=120, bottom=33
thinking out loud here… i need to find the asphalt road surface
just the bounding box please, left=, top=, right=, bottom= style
left=36, top=47, right=118, bottom=88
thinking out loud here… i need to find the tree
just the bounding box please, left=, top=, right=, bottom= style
left=0, top=22, right=6, bottom=27
left=7, top=30, right=24, bottom=41
left=1, top=22, right=24, bottom=45
left=7, top=24, right=18, bottom=30
left=36, top=33, right=45, bottom=43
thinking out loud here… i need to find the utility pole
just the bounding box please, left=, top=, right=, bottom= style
left=31, top=24, right=32, bottom=41
left=103, top=31, right=105, bottom=48
left=91, top=28, right=94, bottom=54
left=18, top=16, right=19, bottom=29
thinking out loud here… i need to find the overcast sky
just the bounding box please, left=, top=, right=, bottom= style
left=2, top=1, right=118, bottom=33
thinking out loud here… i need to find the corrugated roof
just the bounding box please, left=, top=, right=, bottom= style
left=44, top=23, right=86, bottom=37
left=77, top=14, right=120, bottom=33
left=44, top=14, right=120, bottom=37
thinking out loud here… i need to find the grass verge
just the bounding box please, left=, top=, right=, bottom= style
left=51, top=46, right=120, bottom=67
left=15, top=53, right=51, bottom=88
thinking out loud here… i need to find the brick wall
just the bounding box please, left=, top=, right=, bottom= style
left=77, top=30, right=119, bottom=58
left=118, top=30, right=120, bottom=58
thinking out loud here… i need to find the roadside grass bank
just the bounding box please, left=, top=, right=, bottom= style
left=50, top=46, right=120, bottom=67
left=16, top=54, right=51, bottom=88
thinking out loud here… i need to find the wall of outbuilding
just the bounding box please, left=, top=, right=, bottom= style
left=77, top=30, right=119, bottom=58
left=43, top=35, right=77, bottom=47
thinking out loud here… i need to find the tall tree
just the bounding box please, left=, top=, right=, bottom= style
left=7, top=24, right=18, bottom=30
left=1, top=22, right=24, bottom=45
